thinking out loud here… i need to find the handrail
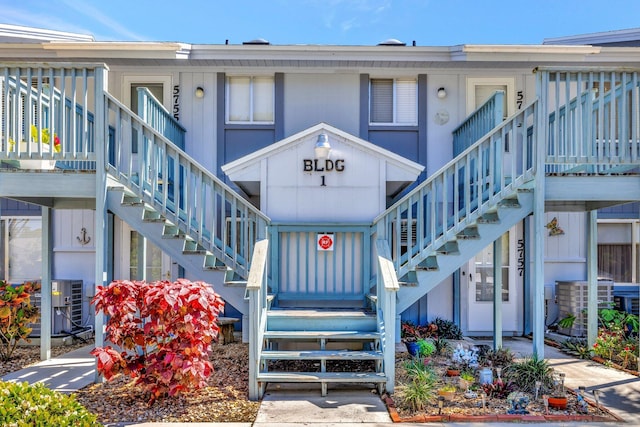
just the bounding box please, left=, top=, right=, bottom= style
left=452, top=91, right=504, bottom=156
left=137, top=87, right=186, bottom=150
left=375, top=239, right=398, bottom=393
left=105, top=91, right=270, bottom=278
left=373, top=100, right=538, bottom=279
left=246, top=239, right=269, bottom=400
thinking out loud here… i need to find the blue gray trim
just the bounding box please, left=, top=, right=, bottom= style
left=359, top=74, right=369, bottom=139
left=453, top=270, right=460, bottom=326
left=523, top=217, right=531, bottom=335
left=275, top=72, right=284, bottom=140
left=216, top=72, right=226, bottom=179
left=417, top=74, right=427, bottom=181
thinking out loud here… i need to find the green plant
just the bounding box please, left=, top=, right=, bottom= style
left=438, top=384, right=457, bottom=392
left=560, top=337, right=591, bottom=359
left=503, top=355, right=554, bottom=394
left=417, top=338, right=436, bottom=357
left=460, top=371, right=475, bottom=382
left=481, top=378, right=515, bottom=399
left=0, top=380, right=100, bottom=426
left=0, top=280, right=40, bottom=361
left=593, top=329, right=624, bottom=361
left=394, top=366, right=437, bottom=412
left=432, top=317, right=463, bottom=340
left=598, top=307, right=639, bottom=335
left=91, top=279, right=224, bottom=404
left=479, top=347, right=514, bottom=367
left=558, top=313, right=577, bottom=336
left=432, top=335, right=451, bottom=355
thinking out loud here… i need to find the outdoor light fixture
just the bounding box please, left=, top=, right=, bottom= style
left=438, top=395, right=445, bottom=414
left=592, top=389, right=600, bottom=408
left=195, top=87, right=205, bottom=98
left=314, top=133, right=331, bottom=159
left=437, top=87, right=447, bottom=99
left=535, top=380, right=542, bottom=401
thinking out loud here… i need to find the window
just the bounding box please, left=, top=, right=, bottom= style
left=226, top=76, right=274, bottom=123
left=0, top=217, right=42, bottom=282
left=597, top=221, right=639, bottom=284
left=370, top=78, right=417, bottom=125
left=598, top=244, right=631, bottom=282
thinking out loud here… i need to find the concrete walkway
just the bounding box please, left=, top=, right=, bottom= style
left=2, top=338, right=639, bottom=426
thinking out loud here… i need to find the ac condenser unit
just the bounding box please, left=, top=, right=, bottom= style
left=29, top=279, right=83, bottom=337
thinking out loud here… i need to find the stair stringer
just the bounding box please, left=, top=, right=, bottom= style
left=396, top=190, right=534, bottom=313
left=106, top=188, right=248, bottom=314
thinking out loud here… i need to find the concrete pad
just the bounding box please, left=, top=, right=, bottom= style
left=1, top=344, right=95, bottom=394
left=255, top=384, right=392, bottom=424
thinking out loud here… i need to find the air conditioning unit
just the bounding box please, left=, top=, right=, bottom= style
left=29, top=279, right=83, bottom=337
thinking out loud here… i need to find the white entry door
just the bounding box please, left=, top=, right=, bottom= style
left=465, top=229, right=521, bottom=334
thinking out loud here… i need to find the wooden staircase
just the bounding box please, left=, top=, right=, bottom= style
left=256, top=308, right=386, bottom=396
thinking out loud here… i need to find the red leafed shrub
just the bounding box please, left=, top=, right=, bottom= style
left=90, top=279, right=224, bottom=404
left=0, top=280, right=40, bottom=361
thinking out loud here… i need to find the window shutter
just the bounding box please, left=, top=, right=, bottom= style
left=370, top=79, right=393, bottom=123
left=228, top=77, right=251, bottom=122
left=252, top=76, right=274, bottom=122
left=396, top=79, right=417, bottom=124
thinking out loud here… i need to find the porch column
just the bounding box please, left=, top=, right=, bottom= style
left=40, top=206, right=52, bottom=361
left=532, top=71, right=547, bottom=359
left=493, top=236, right=503, bottom=350
left=587, top=210, right=598, bottom=349
left=94, top=66, right=108, bottom=382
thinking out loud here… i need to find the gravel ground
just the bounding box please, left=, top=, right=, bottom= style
left=2, top=340, right=260, bottom=424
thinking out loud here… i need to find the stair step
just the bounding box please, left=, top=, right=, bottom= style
left=498, top=197, right=521, bottom=208
left=256, top=371, right=386, bottom=384
left=457, top=226, right=480, bottom=239
left=142, top=208, right=164, bottom=222
left=162, top=224, right=184, bottom=238
left=263, top=331, right=379, bottom=340
left=416, top=256, right=438, bottom=271
left=121, top=195, right=144, bottom=206
left=261, top=350, right=383, bottom=361
left=436, top=241, right=459, bottom=255
left=477, top=212, right=500, bottom=223
left=267, top=309, right=375, bottom=319
left=203, top=254, right=226, bottom=271
left=183, top=239, right=207, bottom=254
left=224, top=268, right=247, bottom=286
left=398, top=270, right=418, bottom=287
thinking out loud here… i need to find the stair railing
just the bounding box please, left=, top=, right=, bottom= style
left=104, top=91, right=270, bottom=278
left=539, top=68, right=640, bottom=173
left=372, top=100, right=538, bottom=279
left=246, top=239, right=269, bottom=400
left=374, top=239, right=399, bottom=393
left=452, top=90, right=504, bottom=156
left=137, top=87, right=186, bottom=150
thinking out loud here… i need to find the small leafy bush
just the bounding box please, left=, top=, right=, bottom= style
left=91, top=279, right=224, bottom=404
left=395, top=357, right=437, bottom=412
left=0, top=380, right=100, bottom=426
left=481, top=378, right=516, bottom=399
left=432, top=317, right=462, bottom=340
left=0, top=280, right=39, bottom=361
left=417, top=338, right=436, bottom=357
left=560, top=337, right=591, bottom=359
left=479, top=347, right=515, bottom=367
left=503, top=355, right=554, bottom=394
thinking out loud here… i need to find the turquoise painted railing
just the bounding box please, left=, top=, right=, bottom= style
left=452, top=90, right=504, bottom=156
left=372, top=101, right=538, bottom=279
left=374, top=239, right=398, bottom=393
left=0, top=65, right=98, bottom=169
left=105, top=91, right=270, bottom=278
left=246, top=239, right=269, bottom=400
left=270, top=225, right=370, bottom=303
left=540, top=68, right=640, bottom=173
left=137, top=87, right=185, bottom=150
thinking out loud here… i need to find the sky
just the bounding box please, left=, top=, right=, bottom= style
left=3, top=0, right=640, bottom=46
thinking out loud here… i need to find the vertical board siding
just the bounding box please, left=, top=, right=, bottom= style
left=279, top=230, right=364, bottom=299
